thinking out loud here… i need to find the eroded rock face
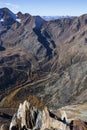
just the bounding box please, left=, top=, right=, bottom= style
left=8, top=100, right=87, bottom=130
left=10, top=100, right=42, bottom=130
left=0, top=100, right=87, bottom=130
left=9, top=100, right=68, bottom=130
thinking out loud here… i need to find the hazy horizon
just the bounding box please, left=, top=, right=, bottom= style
left=0, top=0, right=87, bottom=16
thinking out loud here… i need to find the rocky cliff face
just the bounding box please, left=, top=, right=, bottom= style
left=9, top=100, right=68, bottom=130
left=0, top=100, right=87, bottom=130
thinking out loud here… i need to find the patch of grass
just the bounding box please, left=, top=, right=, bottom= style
left=0, top=87, right=45, bottom=110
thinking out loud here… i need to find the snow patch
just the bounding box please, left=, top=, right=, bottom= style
left=0, top=18, right=4, bottom=22
left=16, top=18, right=21, bottom=23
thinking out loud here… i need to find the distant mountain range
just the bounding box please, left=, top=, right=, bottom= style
left=41, top=16, right=72, bottom=21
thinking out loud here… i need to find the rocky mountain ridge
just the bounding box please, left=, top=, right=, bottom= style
left=0, top=7, right=87, bottom=123
left=0, top=7, right=57, bottom=89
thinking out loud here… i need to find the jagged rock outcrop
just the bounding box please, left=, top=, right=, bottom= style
left=0, top=101, right=87, bottom=130
left=10, top=100, right=42, bottom=130
left=1, top=101, right=83, bottom=130
left=9, top=100, right=69, bottom=130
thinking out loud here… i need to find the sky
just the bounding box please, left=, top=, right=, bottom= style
left=0, top=0, right=87, bottom=16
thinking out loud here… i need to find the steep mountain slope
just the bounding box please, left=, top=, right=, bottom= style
left=0, top=8, right=57, bottom=90
left=0, top=8, right=87, bottom=113
left=40, top=15, right=87, bottom=107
